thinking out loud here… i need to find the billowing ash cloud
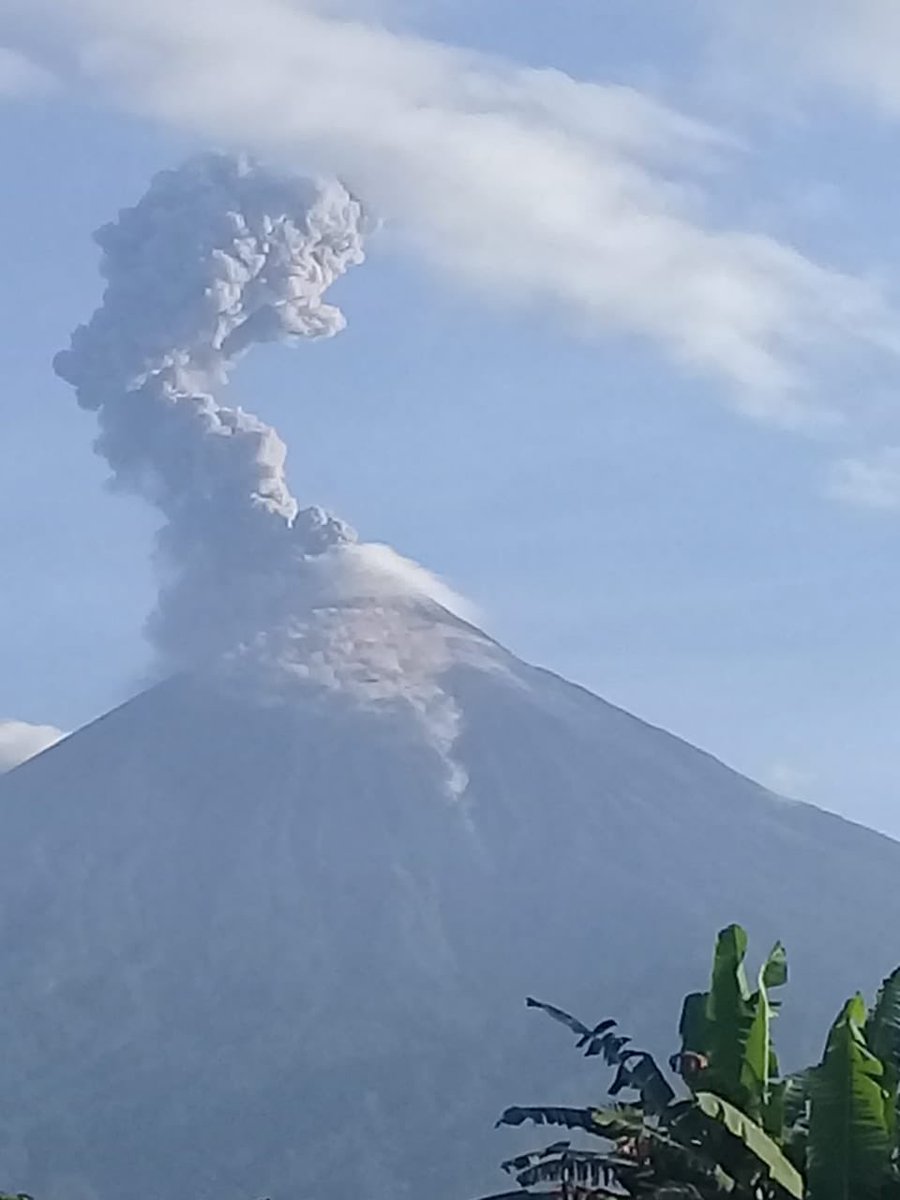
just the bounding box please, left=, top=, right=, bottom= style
left=54, top=153, right=365, bottom=665
left=55, top=152, right=474, bottom=799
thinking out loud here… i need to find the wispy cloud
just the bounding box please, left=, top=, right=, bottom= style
left=763, top=760, right=815, bottom=800
left=4, top=0, right=900, bottom=431
left=5, top=0, right=900, bottom=517
left=828, top=446, right=900, bottom=510
left=696, top=0, right=900, bottom=509
left=711, top=0, right=900, bottom=120
left=0, top=45, right=55, bottom=98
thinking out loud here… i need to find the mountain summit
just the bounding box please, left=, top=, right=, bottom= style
left=1, top=595, right=899, bottom=1200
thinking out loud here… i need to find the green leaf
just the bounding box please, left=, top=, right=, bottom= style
left=678, top=991, right=710, bottom=1058
left=744, top=986, right=771, bottom=1109
left=588, top=1104, right=659, bottom=1139
left=783, top=1072, right=811, bottom=1130
left=762, top=943, right=788, bottom=990
left=710, top=925, right=751, bottom=1013
left=496, top=1106, right=605, bottom=1134
left=780, top=1072, right=811, bottom=1171
left=608, top=1050, right=675, bottom=1114
left=807, top=994, right=893, bottom=1200
left=867, top=966, right=900, bottom=1075
left=703, top=926, right=756, bottom=1111
left=696, top=927, right=789, bottom=1123
left=508, top=1147, right=618, bottom=1190
left=597, top=1104, right=739, bottom=1196
left=694, top=1091, right=804, bottom=1199
left=744, top=942, right=788, bottom=1129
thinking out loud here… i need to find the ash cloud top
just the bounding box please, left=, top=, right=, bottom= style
left=54, top=153, right=367, bottom=665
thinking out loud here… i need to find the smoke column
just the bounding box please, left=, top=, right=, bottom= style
left=54, top=153, right=365, bottom=666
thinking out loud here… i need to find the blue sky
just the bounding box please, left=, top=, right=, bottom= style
left=1, top=0, right=900, bottom=834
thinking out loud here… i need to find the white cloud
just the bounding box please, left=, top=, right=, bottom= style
left=763, top=761, right=816, bottom=800
left=708, top=1, right=900, bottom=120
left=827, top=446, right=900, bottom=510
left=0, top=45, right=55, bottom=98
left=3, top=0, right=900, bottom=430
left=798, top=1, right=900, bottom=117
left=0, top=719, right=66, bottom=774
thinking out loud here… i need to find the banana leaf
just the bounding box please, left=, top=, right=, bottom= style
left=496, top=1107, right=604, bottom=1133
left=867, top=967, right=900, bottom=1082
left=778, top=1072, right=810, bottom=1171
left=677, top=991, right=711, bottom=1064
left=743, top=942, right=787, bottom=1128
left=696, top=926, right=787, bottom=1122
left=501, top=1143, right=571, bottom=1174
left=693, top=1091, right=803, bottom=1199
left=608, top=1050, right=675, bottom=1114
left=509, top=1149, right=619, bottom=1189
left=807, top=994, right=893, bottom=1200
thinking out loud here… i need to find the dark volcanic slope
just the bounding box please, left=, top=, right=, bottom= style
left=0, top=603, right=897, bottom=1200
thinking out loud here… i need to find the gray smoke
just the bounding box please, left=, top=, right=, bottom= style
left=54, top=153, right=366, bottom=665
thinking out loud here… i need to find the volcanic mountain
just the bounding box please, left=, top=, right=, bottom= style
left=1, top=594, right=899, bottom=1200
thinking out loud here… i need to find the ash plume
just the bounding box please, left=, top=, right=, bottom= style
left=55, top=152, right=474, bottom=800
left=54, top=153, right=365, bottom=665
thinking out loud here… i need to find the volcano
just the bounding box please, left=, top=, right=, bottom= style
left=1, top=595, right=899, bottom=1200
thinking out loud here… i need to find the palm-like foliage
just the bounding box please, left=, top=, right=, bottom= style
left=480, top=926, right=900, bottom=1200
left=675, top=926, right=787, bottom=1130
left=807, top=995, right=893, bottom=1200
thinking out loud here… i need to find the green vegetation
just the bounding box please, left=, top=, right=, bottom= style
left=486, top=925, right=900, bottom=1200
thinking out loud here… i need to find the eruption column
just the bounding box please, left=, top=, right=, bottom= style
left=54, top=153, right=365, bottom=665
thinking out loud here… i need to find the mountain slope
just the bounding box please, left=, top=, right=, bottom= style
left=0, top=598, right=897, bottom=1200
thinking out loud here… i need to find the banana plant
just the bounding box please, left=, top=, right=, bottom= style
left=806, top=994, right=894, bottom=1200
left=491, top=931, right=803, bottom=1200
left=674, top=924, right=788, bottom=1130
left=478, top=927, right=900, bottom=1200
left=800, top=968, right=900, bottom=1200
